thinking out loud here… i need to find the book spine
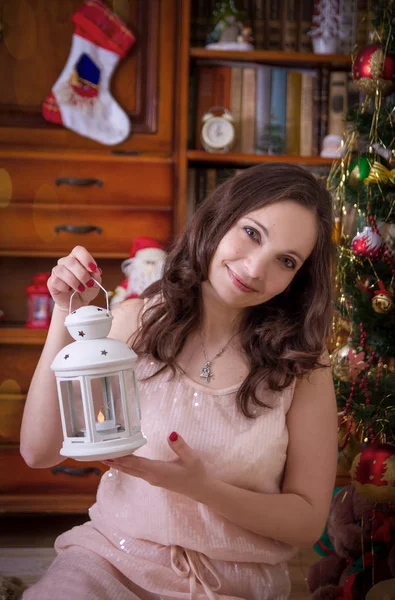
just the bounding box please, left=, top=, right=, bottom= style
left=299, top=0, right=314, bottom=53
left=319, top=67, right=330, bottom=152
left=240, top=68, right=257, bottom=154
left=268, top=0, right=281, bottom=50
left=285, top=71, right=302, bottom=155
left=338, top=0, right=357, bottom=54
left=284, top=0, right=298, bottom=52
left=212, top=66, right=232, bottom=109
left=328, top=71, right=348, bottom=137
left=230, top=67, right=243, bottom=153
left=311, top=71, right=321, bottom=156
left=300, top=72, right=314, bottom=156
left=255, top=66, right=272, bottom=154
left=269, top=67, right=287, bottom=154
left=254, top=0, right=266, bottom=49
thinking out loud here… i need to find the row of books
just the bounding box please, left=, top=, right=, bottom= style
left=187, top=165, right=331, bottom=217
left=190, top=64, right=359, bottom=157
left=191, top=0, right=374, bottom=55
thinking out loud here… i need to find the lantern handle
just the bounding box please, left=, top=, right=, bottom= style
left=69, top=280, right=110, bottom=315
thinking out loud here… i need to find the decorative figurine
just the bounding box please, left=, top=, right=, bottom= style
left=206, top=1, right=254, bottom=51
left=110, top=237, right=167, bottom=308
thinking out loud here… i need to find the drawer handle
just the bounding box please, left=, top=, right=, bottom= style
left=55, top=177, right=103, bottom=187
left=54, top=225, right=103, bottom=235
left=51, top=466, right=102, bottom=477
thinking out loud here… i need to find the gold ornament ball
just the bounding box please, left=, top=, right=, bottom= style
left=331, top=343, right=353, bottom=382
left=372, top=292, right=394, bottom=313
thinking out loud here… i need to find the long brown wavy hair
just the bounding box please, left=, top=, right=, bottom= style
left=133, top=163, right=334, bottom=417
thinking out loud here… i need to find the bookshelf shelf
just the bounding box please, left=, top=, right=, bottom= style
left=0, top=327, right=47, bottom=345
left=187, top=150, right=336, bottom=166
left=190, top=48, right=352, bottom=68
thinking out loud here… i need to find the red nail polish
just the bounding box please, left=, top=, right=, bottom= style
left=169, top=431, right=178, bottom=442
left=86, top=279, right=95, bottom=288
left=88, top=262, right=97, bottom=272
left=105, top=459, right=114, bottom=463
left=78, top=284, right=85, bottom=292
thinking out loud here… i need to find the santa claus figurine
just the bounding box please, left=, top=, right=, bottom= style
left=110, top=237, right=167, bottom=308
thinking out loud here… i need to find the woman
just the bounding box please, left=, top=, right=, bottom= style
left=20, top=163, right=338, bottom=599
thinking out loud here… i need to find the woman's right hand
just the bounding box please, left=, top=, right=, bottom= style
left=47, top=246, right=102, bottom=312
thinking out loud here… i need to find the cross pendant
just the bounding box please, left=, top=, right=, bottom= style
left=200, top=361, right=213, bottom=383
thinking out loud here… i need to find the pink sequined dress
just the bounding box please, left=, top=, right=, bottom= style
left=23, top=354, right=296, bottom=600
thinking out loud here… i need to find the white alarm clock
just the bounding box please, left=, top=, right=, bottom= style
left=201, top=107, right=235, bottom=153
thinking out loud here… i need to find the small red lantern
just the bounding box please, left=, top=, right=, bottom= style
left=25, top=272, right=53, bottom=329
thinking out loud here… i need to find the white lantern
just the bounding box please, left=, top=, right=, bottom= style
left=51, top=283, right=146, bottom=461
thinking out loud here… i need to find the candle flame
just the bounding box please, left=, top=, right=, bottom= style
left=97, top=410, right=105, bottom=423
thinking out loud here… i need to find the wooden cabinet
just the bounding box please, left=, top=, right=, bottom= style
left=0, top=0, right=176, bottom=154
left=0, top=0, right=180, bottom=513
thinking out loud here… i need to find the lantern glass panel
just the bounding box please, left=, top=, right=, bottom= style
left=90, top=375, right=125, bottom=436
left=33, top=296, right=48, bottom=320
left=60, top=379, right=85, bottom=438
left=124, top=369, right=140, bottom=429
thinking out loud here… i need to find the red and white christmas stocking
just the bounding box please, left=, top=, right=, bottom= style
left=42, top=0, right=135, bottom=145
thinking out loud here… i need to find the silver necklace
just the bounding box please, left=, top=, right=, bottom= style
left=199, top=329, right=237, bottom=384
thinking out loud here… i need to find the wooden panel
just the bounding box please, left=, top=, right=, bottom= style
left=0, top=153, right=173, bottom=207
left=0, top=0, right=177, bottom=153
left=0, top=204, right=171, bottom=256
left=0, top=448, right=108, bottom=494
left=0, top=493, right=96, bottom=513
left=0, top=394, right=25, bottom=443
left=0, top=344, right=43, bottom=391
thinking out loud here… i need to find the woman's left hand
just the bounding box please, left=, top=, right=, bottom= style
left=103, top=432, right=211, bottom=500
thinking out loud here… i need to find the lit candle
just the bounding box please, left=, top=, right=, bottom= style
left=95, top=409, right=116, bottom=432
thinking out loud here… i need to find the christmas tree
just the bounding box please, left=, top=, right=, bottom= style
left=316, top=1, right=395, bottom=595
left=330, top=0, right=395, bottom=463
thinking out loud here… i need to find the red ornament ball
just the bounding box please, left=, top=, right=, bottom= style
left=352, top=43, right=395, bottom=97
left=351, top=443, right=395, bottom=502
left=351, top=226, right=384, bottom=260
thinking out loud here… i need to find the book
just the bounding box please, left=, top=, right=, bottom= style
left=229, top=67, right=243, bottom=152
left=255, top=66, right=272, bottom=154
left=328, top=71, right=348, bottom=137
left=338, top=0, right=357, bottom=54
left=266, top=66, right=287, bottom=155
left=300, top=71, right=314, bottom=156
left=286, top=70, right=302, bottom=155
left=240, top=68, right=257, bottom=154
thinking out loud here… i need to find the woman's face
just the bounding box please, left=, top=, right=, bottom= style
left=206, top=200, right=318, bottom=310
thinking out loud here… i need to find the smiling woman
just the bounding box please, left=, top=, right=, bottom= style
left=21, top=162, right=338, bottom=600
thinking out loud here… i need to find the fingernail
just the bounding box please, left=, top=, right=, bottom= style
left=169, top=431, right=178, bottom=442
left=78, top=284, right=85, bottom=292
left=104, top=459, right=114, bottom=463
left=86, top=279, right=95, bottom=288
left=88, top=262, right=97, bottom=272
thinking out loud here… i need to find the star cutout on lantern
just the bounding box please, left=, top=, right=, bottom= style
left=97, top=308, right=103, bottom=311
left=348, top=348, right=369, bottom=380
left=101, top=350, right=108, bottom=355
left=64, top=354, right=70, bottom=360
left=78, top=330, right=85, bottom=337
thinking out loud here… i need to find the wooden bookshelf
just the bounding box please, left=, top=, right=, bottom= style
left=0, top=327, right=47, bottom=345
left=190, top=48, right=353, bottom=68
left=187, top=150, right=337, bottom=166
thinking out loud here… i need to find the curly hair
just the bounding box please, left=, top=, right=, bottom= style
left=132, top=163, right=334, bottom=417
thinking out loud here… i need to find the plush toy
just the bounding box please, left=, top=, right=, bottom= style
left=307, top=484, right=395, bottom=599
left=110, top=237, right=167, bottom=308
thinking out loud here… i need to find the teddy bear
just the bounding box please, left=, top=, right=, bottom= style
left=307, top=484, right=395, bottom=599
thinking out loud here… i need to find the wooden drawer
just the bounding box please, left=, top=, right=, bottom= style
left=0, top=204, right=171, bottom=257
left=0, top=448, right=108, bottom=495
left=0, top=154, right=173, bottom=208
